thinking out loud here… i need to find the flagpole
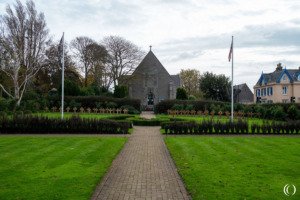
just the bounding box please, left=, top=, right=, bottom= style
left=61, top=32, right=65, bottom=120
left=231, top=35, right=234, bottom=122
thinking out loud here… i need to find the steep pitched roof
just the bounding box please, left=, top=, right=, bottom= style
left=255, top=68, right=300, bottom=86
left=132, top=50, right=174, bottom=80
left=170, top=75, right=181, bottom=87
left=233, top=83, right=247, bottom=90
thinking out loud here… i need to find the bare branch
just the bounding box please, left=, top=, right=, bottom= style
left=0, top=84, right=14, bottom=98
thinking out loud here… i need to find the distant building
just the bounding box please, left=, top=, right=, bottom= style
left=253, top=63, right=300, bottom=103
left=233, top=83, right=253, bottom=104
left=121, top=49, right=181, bottom=109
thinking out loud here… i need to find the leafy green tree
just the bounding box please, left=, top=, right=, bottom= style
left=180, top=69, right=202, bottom=98
left=59, top=80, right=81, bottom=96
left=199, top=72, right=231, bottom=102
left=176, top=88, right=188, bottom=100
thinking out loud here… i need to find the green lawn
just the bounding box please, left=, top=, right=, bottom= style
left=165, top=136, right=300, bottom=199
left=0, top=136, right=127, bottom=200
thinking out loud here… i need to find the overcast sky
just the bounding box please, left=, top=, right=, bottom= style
left=1, top=0, right=300, bottom=90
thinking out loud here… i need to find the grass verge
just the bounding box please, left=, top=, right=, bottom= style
left=0, top=136, right=127, bottom=200
left=165, top=136, right=300, bottom=199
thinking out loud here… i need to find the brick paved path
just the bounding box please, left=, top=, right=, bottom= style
left=91, top=124, right=190, bottom=199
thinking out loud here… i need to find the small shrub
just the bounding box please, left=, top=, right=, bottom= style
left=171, top=104, right=184, bottom=110
left=114, top=85, right=128, bottom=98
left=188, top=95, right=196, bottom=100
left=120, top=105, right=139, bottom=114
left=107, top=102, right=118, bottom=108
left=270, top=106, right=286, bottom=120
left=176, top=88, right=188, bottom=100
left=287, top=105, right=299, bottom=120
left=69, top=100, right=81, bottom=108
left=185, top=104, right=194, bottom=111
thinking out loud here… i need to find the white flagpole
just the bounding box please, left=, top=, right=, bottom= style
left=61, top=32, right=65, bottom=120
left=231, top=36, right=234, bottom=122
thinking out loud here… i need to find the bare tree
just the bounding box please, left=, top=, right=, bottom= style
left=103, top=36, right=144, bottom=87
left=70, top=36, right=96, bottom=87
left=0, top=0, right=49, bottom=107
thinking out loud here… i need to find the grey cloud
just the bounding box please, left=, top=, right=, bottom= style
left=162, top=50, right=204, bottom=62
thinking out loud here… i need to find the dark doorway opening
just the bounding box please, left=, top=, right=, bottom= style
left=147, top=91, right=154, bottom=105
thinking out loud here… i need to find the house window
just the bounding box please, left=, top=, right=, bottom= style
left=282, top=86, right=287, bottom=95
left=267, top=87, right=273, bottom=96
left=298, top=74, right=300, bottom=81
left=261, top=88, right=266, bottom=96
left=256, top=89, right=260, bottom=97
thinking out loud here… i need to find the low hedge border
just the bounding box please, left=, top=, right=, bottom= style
left=163, top=120, right=300, bottom=135
left=0, top=115, right=131, bottom=134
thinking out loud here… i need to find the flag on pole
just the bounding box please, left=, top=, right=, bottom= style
left=228, top=39, right=233, bottom=62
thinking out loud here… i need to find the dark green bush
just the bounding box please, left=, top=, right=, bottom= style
left=69, top=100, right=81, bottom=108
left=185, top=104, right=194, bottom=111
left=114, top=85, right=128, bottom=98
left=155, top=100, right=225, bottom=114
left=50, top=96, right=141, bottom=111
left=120, top=105, right=140, bottom=114
left=287, top=105, right=299, bottom=120
left=176, top=88, right=188, bottom=100
left=131, top=118, right=169, bottom=126
left=0, top=115, right=131, bottom=134
left=107, top=102, right=118, bottom=108
left=171, top=104, right=184, bottom=110
left=270, top=106, right=286, bottom=120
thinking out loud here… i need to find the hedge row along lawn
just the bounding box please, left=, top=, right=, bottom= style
left=0, top=136, right=127, bottom=200
left=156, top=114, right=271, bottom=126
left=165, top=136, right=300, bottom=200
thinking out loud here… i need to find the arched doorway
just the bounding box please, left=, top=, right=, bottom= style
left=147, top=91, right=154, bottom=105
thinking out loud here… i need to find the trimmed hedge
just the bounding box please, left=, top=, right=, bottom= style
left=50, top=96, right=141, bottom=111
left=163, top=120, right=300, bottom=135
left=155, top=100, right=300, bottom=120
left=155, top=100, right=225, bottom=114
left=131, top=118, right=170, bottom=126
left=0, top=115, right=131, bottom=134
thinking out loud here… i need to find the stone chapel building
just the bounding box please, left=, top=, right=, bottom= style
left=122, top=49, right=181, bottom=108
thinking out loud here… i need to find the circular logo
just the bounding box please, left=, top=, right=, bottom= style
left=283, top=184, right=296, bottom=196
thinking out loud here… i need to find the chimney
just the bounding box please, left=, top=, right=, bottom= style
left=276, top=63, right=283, bottom=71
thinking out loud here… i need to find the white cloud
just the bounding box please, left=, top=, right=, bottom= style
left=1, top=0, right=300, bottom=90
